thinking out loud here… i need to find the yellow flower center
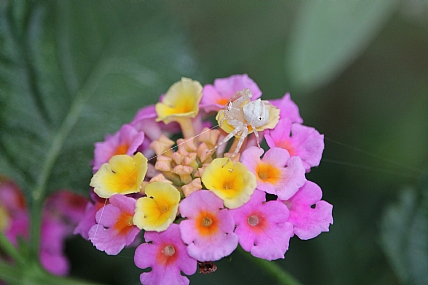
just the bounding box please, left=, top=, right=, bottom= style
left=223, top=181, right=234, bottom=190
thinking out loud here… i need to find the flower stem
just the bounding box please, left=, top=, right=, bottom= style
left=0, top=231, right=25, bottom=265
left=237, top=247, right=303, bottom=285
left=176, top=117, right=195, bottom=139
left=0, top=259, right=105, bottom=285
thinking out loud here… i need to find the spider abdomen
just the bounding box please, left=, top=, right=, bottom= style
left=243, top=99, right=270, bottom=128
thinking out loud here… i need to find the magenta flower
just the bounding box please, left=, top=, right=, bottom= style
left=134, top=224, right=197, bottom=285
left=179, top=190, right=238, bottom=261
left=44, top=191, right=88, bottom=226
left=229, top=190, right=293, bottom=260
left=88, top=194, right=140, bottom=255
left=265, top=118, right=324, bottom=171
left=93, top=124, right=145, bottom=171
left=283, top=181, right=333, bottom=240
left=200, top=74, right=262, bottom=112
left=241, top=146, right=306, bottom=200
left=269, top=93, right=303, bottom=123
left=131, top=105, right=181, bottom=141
left=39, top=217, right=71, bottom=276
left=0, top=180, right=28, bottom=246
left=74, top=190, right=107, bottom=240
left=37, top=190, right=88, bottom=276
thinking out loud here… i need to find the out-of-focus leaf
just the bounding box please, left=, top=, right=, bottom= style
left=380, top=186, right=428, bottom=285
left=286, top=1, right=396, bottom=92
left=0, top=1, right=198, bottom=199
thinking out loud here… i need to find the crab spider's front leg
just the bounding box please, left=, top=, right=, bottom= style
left=228, top=125, right=248, bottom=162
left=249, top=124, right=261, bottom=148
left=211, top=120, right=244, bottom=151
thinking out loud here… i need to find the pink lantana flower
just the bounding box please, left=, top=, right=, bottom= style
left=93, top=124, right=145, bottom=172
left=41, top=190, right=88, bottom=276
left=269, top=93, right=303, bottom=123
left=229, top=190, right=293, bottom=260
left=134, top=224, right=197, bottom=285
left=44, top=191, right=88, bottom=226
left=241, top=146, right=306, bottom=200
left=39, top=217, right=71, bottom=276
left=131, top=105, right=181, bottom=139
left=265, top=118, right=324, bottom=171
left=283, top=181, right=333, bottom=240
left=88, top=194, right=140, bottom=255
left=74, top=190, right=107, bottom=240
left=200, top=74, right=262, bottom=112
left=179, top=190, right=238, bottom=262
left=0, top=180, right=28, bottom=245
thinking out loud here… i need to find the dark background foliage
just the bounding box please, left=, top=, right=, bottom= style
left=1, top=1, right=428, bottom=285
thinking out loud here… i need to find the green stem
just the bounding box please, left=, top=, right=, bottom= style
left=29, top=53, right=111, bottom=259
left=0, top=259, right=105, bottom=285
left=0, top=260, right=21, bottom=284
left=237, top=247, right=303, bottom=285
left=0, top=232, right=25, bottom=265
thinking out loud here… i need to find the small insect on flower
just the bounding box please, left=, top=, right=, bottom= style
left=197, top=261, right=217, bottom=274
left=212, top=88, right=278, bottom=162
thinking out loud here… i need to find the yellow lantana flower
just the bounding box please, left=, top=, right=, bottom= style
left=202, top=158, right=257, bottom=209
left=133, top=181, right=180, bottom=232
left=155, top=77, right=203, bottom=124
left=90, top=152, right=148, bottom=198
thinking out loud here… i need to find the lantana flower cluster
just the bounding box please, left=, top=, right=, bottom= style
left=75, top=75, right=333, bottom=285
left=0, top=178, right=88, bottom=276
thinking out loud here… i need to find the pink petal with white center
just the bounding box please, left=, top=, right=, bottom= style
left=88, top=194, right=139, bottom=255
left=265, top=118, right=324, bottom=171
left=179, top=190, right=238, bottom=261
left=93, top=124, right=145, bottom=172
left=241, top=146, right=306, bottom=200
left=200, top=74, right=262, bottom=112
left=229, top=190, right=293, bottom=260
left=285, top=181, right=333, bottom=240
left=270, top=93, right=303, bottom=123
left=134, top=224, right=197, bottom=285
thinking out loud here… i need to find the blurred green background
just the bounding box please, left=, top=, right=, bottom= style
left=1, top=1, right=428, bottom=285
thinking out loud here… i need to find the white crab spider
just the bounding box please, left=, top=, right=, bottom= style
left=212, top=88, right=270, bottom=161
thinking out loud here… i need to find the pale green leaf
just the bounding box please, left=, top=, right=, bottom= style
left=286, top=1, right=397, bottom=92
left=0, top=1, right=198, bottom=200
left=380, top=186, right=428, bottom=285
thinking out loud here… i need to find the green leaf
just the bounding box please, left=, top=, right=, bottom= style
left=380, top=186, right=428, bottom=285
left=0, top=1, right=198, bottom=200
left=286, top=1, right=397, bottom=92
